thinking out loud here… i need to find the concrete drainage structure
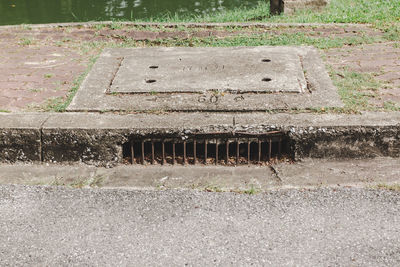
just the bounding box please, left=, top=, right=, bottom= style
left=1, top=112, right=400, bottom=168
left=1, top=46, right=400, bottom=176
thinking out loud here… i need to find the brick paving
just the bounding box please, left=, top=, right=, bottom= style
left=0, top=23, right=398, bottom=111
left=325, top=42, right=400, bottom=107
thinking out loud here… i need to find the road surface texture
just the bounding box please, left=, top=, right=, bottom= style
left=0, top=185, right=399, bottom=266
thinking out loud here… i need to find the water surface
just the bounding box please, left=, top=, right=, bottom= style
left=0, top=0, right=259, bottom=25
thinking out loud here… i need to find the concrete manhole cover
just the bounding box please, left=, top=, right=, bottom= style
left=68, top=46, right=342, bottom=112
left=110, top=48, right=306, bottom=94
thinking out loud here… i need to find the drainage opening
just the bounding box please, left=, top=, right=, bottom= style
left=261, top=59, right=271, bottom=62
left=122, top=132, right=290, bottom=166
left=262, top=78, right=272, bottom=82
left=146, top=79, right=157, bottom=83
left=149, top=66, right=159, bottom=69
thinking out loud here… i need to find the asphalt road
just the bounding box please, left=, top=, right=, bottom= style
left=0, top=185, right=399, bottom=266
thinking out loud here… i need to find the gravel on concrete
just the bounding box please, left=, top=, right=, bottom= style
left=0, top=185, right=399, bottom=266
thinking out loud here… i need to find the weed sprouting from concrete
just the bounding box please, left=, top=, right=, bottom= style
left=149, top=91, right=158, bottom=96
left=392, top=42, right=400, bottom=49
left=30, top=88, right=45, bottom=93
left=205, top=186, right=223, bottom=193
left=50, top=176, right=105, bottom=188
left=375, top=183, right=400, bottom=192
left=19, top=37, right=33, bottom=46
left=243, top=185, right=258, bottom=195
left=202, top=184, right=261, bottom=195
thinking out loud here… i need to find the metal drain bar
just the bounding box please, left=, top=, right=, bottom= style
left=124, top=132, right=287, bottom=165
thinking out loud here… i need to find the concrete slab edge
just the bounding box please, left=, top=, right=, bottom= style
left=0, top=112, right=399, bottom=166
left=0, top=157, right=398, bottom=190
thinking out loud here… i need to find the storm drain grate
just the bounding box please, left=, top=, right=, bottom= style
left=123, top=132, right=289, bottom=166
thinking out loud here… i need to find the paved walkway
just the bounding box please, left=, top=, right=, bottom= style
left=0, top=23, right=399, bottom=111
left=0, top=185, right=399, bottom=266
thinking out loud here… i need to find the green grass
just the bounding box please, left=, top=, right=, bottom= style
left=140, top=32, right=380, bottom=49
left=50, top=176, right=104, bottom=188
left=109, top=21, right=124, bottom=30
left=39, top=56, right=97, bottom=112
left=270, top=0, right=400, bottom=24
left=20, top=24, right=32, bottom=30
left=205, top=185, right=223, bottom=193
left=383, top=101, right=400, bottom=111
left=19, top=37, right=33, bottom=46
left=130, top=0, right=400, bottom=24
left=81, top=24, right=395, bottom=50
left=331, top=68, right=387, bottom=111
left=30, top=88, right=45, bottom=93
left=242, top=185, right=258, bottom=195
left=0, top=109, right=11, bottom=113
left=375, top=183, right=400, bottom=192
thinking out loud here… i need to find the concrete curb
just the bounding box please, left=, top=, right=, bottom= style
left=0, top=157, right=399, bottom=190
left=1, top=112, right=399, bottom=166
left=0, top=21, right=372, bottom=30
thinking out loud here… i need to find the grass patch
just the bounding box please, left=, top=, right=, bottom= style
left=109, top=21, right=124, bottom=30
left=269, top=0, right=400, bottom=24
left=383, top=101, right=400, bottom=111
left=80, top=23, right=394, bottom=50
left=203, top=184, right=260, bottom=194
left=0, top=109, right=11, bottom=113
left=38, top=56, right=98, bottom=112
left=30, top=88, right=45, bottom=93
left=19, top=37, right=33, bottom=46
left=375, top=183, right=400, bottom=192
left=51, top=176, right=104, bottom=188
left=242, top=185, right=258, bottom=195
left=136, top=33, right=379, bottom=49
left=20, top=24, right=32, bottom=31
left=330, top=68, right=387, bottom=111
left=129, top=0, right=400, bottom=24
left=205, top=185, right=223, bottom=193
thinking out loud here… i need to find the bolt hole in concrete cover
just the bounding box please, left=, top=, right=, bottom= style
left=262, top=59, right=271, bottom=62
left=149, top=66, right=159, bottom=69
left=262, top=78, right=272, bottom=82
left=146, top=79, right=157, bottom=83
